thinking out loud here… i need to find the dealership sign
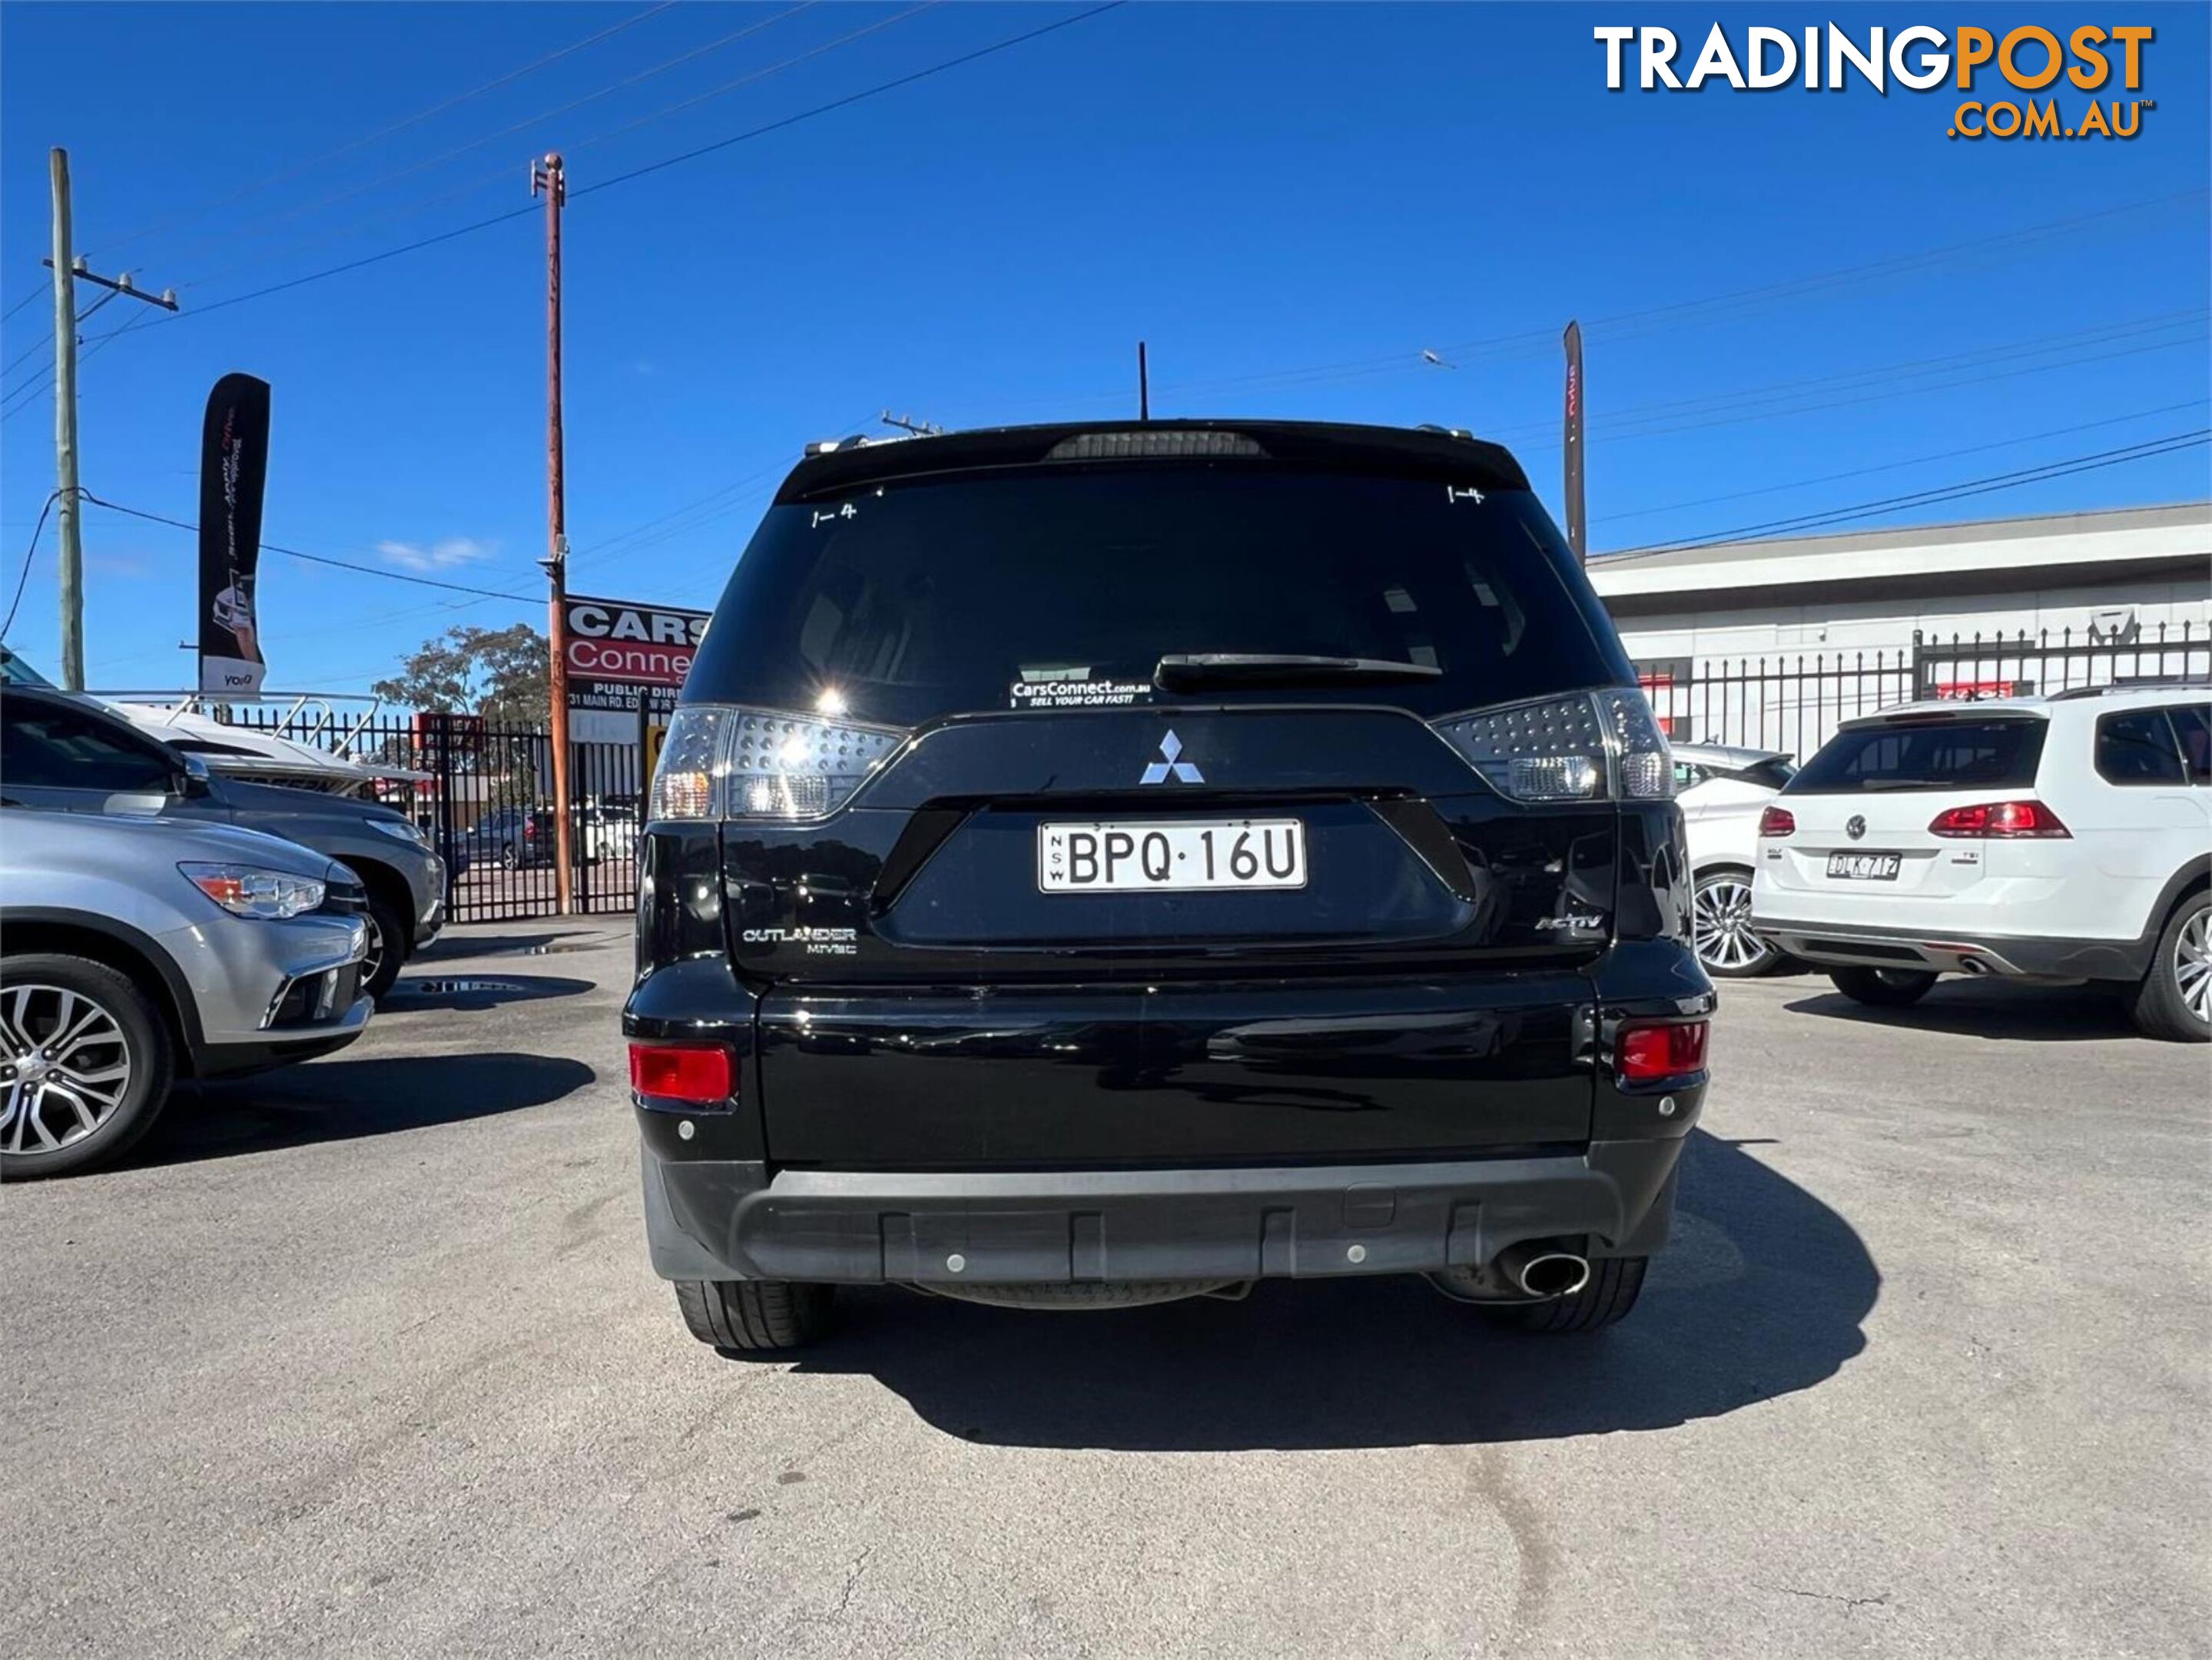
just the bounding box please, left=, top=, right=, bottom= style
left=562, top=593, right=708, bottom=735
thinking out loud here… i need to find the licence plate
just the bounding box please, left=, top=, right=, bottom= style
left=1039, top=820, right=1308, bottom=893
left=1826, top=852, right=1902, bottom=881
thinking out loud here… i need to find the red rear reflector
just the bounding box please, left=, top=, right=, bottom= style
left=628, top=1042, right=734, bottom=1104
left=1619, top=1021, right=1709, bottom=1083
left=1927, top=799, right=2071, bottom=838
left=1757, top=805, right=1796, bottom=837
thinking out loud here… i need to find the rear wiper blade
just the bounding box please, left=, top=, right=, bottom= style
left=1154, top=652, right=1444, bottom=690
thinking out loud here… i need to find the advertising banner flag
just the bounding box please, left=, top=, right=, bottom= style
left=1562, top=322, right=1586, bottom=563
left=197, top=374, right=272, bottom=694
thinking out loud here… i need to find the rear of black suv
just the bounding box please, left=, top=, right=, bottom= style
left=623, top=421, right=1712, bottom=1351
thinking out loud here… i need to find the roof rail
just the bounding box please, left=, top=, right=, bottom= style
left=2046, top=678, right=2212, bottom=700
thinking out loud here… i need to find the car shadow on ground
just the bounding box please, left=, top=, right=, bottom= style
left=784, top=1129, right=1877, bottom=1451
left=376, top=974, right=595, bottom=1012
left=1783, top=980, right=2136, bottom=1043
left=128, top=1052, right=595, bottom=1167
left=414, top=930, right=608, bottom=962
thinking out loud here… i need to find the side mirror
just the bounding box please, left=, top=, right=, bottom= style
left=177, top=755, right=214, bottom=798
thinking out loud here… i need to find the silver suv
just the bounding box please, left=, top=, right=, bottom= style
left=0, top=808, right=372, bottom=1177
left=0, top=684, right=444, bottom=996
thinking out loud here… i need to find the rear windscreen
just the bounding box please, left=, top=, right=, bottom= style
left=683, top=468, right=1631, bottom=726
left=1786, top=718, right=2048, bottom=794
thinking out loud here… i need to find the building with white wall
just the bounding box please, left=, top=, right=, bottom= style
left=1584, top=503, right=2210, bottom=755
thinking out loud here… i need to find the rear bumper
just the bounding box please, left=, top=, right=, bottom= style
left=638, top=1135, right=1690, bottom=1286
left=1756, top=916, right=2151, bottom=981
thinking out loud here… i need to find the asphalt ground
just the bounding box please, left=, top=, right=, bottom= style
left=5, top=923, right=2207, bottom=1658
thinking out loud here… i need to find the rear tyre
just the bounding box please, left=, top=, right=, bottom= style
left=499, top=842, right=519, bottom=872
left=1691, top=868, right=1781, bottom=978
left=0, top=954, right=176, bottom=1180
left=2130, top=892, right=2210, bottom=1044
left=1478, top=1256, right=1647, bottom=1334
left=1828, top=966, right=1937, bottom=1008
left=675, top=1279, right=834, bottom=1353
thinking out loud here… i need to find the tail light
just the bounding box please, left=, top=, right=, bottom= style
left=648, top=705, right=907, bottom=822
left=1431, top=689, right=1673, bottom=803
left=1757, top=805, right=1796, bottom=837
left=628, top=1041, right=735, bottom=1104
left=525, top=818, right=539, bottom=839
left=1928, top=800, right=2071, bottom=838
left=1618, top=1019, right=1709, bottom=1083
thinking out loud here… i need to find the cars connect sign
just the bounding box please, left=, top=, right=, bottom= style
left=562, top=594, right=710, bottom=739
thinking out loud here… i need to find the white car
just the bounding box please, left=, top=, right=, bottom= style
left=1751, top=685, right=2210, bottom=1041
left=1675, top=742, right=1797, bottom=978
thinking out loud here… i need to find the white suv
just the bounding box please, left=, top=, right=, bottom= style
left=1751, top=686, right=2210, bottom=1041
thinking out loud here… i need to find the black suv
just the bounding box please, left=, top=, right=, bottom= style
left=625, top=421, right=1711, bottom=1352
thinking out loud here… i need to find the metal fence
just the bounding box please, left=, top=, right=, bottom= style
left=202, top=619, right=2204, bottom=922
left=1643, top=621, right=2207, bottom=759
left=220, top=706, right=647, bottom=924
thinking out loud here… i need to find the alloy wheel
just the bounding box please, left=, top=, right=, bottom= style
left=360, top=911, right=387, bottom=994
left=2176, top=909, right=2211, bottom=1026
left=1693, top=874, right=1774, bottom=974
left=0, top=984, right=135, bottom=1156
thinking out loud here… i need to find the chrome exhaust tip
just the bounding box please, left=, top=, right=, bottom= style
left=1514, top=1250, right=1591, bottom=1299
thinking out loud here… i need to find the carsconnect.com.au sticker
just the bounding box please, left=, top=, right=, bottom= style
left=1008, top=678, right=1154, bottom=709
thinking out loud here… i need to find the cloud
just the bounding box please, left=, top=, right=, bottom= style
left=377, top=536, right=496, bottom=573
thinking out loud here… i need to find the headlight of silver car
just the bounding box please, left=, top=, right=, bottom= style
left=178, top=863, right=327, bottom=920
left=366, top=817, right=429, bottom=847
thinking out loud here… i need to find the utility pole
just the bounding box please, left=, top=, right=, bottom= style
left=45, top=147, right=177, bottom=690
left=877, top=410, right=943, bottom=437
left=50, top=149, right=81, bottom=688
left=1137, top=340, right=1149, bottom=421
left=532, top=152, right=575, bottom=914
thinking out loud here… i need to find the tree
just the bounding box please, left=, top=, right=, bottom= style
left=373, top=623, right=549, bottom=725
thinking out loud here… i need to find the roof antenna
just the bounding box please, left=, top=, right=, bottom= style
left=1137, top=340, right=1150, bottom=421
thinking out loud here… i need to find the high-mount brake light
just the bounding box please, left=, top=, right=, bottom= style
left=648, top=705, right=907, bottom=822
left=1617, top=1020, right=1710, bottom=1084
left=1758, top=805, right=1796, bottom=837
left=1045, top=430, right=1267, bottom=461
left=1927, top=800, right=2071, bottom=838
left=1430, top=689, right=1673, bottom=804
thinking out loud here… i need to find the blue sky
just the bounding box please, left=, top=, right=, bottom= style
left=2, top=2, right=2206, bottom=696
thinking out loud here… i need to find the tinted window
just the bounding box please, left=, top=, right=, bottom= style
left=2095, top=709, right=2185, bottom=785
left=2171, top=704, right=2211, bottom=784
left=1787, top=719, right=2047, bottom=795
left=1, top=697, right=177, bottom=792
left=688, top=471, right=1631, bottom=726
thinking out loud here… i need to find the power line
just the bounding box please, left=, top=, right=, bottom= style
left=0, top=288, right=42, bottom=325
left=92, top=3, right=679, bottom=265
left=2, top=490, right=62, bottom=638
left=126, top=3, right=1127, bottom=327
left=163, top=3, right=818, bottom=287
left=1025, top=188, right=2212, bottom=409
left=561, top=2, right=937, bottom=158
left=79, top=493, right=542, bottom=601
left=572, top=2, right=1125, bottom=201
left=1622, top=431, right=2212, bottom=553
left=1594, top=400, right=2211, bottom=526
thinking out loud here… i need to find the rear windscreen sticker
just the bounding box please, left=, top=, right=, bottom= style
left=1446, top=486, right=1485, bottom=504
left=810, top=502, right=858, bottom=529
left=1009, top=678, right=1154, bottom=709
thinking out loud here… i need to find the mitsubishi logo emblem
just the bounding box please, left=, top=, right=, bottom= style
left=1139, top=729, right=1204, bottom=785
